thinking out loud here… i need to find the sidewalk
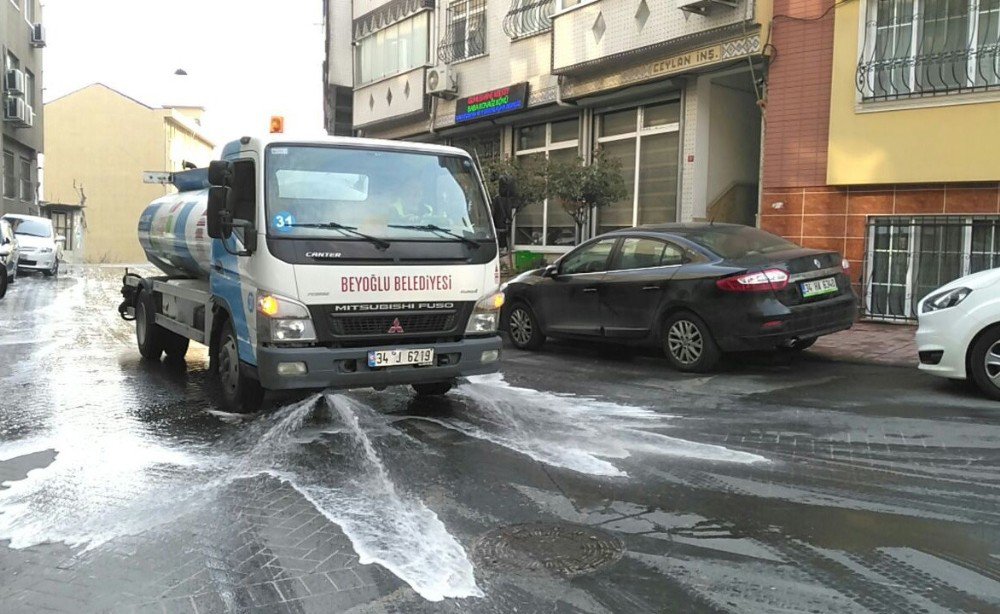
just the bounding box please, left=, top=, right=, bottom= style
left=807, top=321, right=917, bottom=368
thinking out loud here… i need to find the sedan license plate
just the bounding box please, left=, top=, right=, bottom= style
left=801, top=276, right=838, bottom=298
left=367, top=348, right=434, bottom=368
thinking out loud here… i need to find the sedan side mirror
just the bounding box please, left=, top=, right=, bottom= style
left=542, top=264, right=559, bottom=278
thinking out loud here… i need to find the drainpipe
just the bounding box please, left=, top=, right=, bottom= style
left=428, top=94, right=439, bottom=134
left=555, top=75, right=577, bottom=108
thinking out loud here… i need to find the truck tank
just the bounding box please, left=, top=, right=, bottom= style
left=137, top=169, right=213, bottom=278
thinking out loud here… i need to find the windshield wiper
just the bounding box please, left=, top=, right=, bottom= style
left=288, top=222, right=390, bottom=250
left=387, top=224, right=481, bottom=249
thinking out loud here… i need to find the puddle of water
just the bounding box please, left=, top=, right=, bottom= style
left=417, top=374, right=766, bottom=477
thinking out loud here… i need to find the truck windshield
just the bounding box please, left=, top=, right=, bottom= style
left=265, top=145, right=494, bottom=242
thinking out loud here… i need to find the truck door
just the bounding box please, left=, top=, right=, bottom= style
left=210, top=156, right=260, bottom=364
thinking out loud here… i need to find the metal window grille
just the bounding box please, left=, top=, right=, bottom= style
left=864, top=215, right=1000, bottom=321
left=438, top=0, right=487, bottom=63
left=857, top=0, right=1000, bottom=101
left=2, top=151, right=14, bottom=199
left=19, top=157, right=32, bottom=202
left=502, top=0, right=555, bottom=39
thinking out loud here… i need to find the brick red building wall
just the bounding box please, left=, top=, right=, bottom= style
left=759, top=1, right=1000, bottom=301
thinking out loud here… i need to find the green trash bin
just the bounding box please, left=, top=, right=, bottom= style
left=514, top=250, right=543, bottom=272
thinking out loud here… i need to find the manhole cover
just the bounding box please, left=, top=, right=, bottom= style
left=473, top=522, right=624, bottom=577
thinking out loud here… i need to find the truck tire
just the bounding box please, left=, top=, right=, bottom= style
left=162, top=334, right=190, bottom=361
left=0, top=270, right=7, bottom=299
left=216, top=319, right=265, bottom=413
left=136, top=289, right=164, bottom=360
left=412, top=382, right=454, bottom=396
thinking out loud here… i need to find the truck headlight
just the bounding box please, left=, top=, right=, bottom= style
left=921, top=287, right=972, bottom=313
left=466, top=292, right=505, bottom=335
left=256, top=292, right=317, bottom=343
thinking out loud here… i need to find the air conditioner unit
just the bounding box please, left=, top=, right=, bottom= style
left=22, top=105, right=35, bottom=128
left=677, top=0, right=738, bottom=14
left=30, top=24, right=46, bottom=48
left=425, top=65, right=458, bottom=99
left=5, top=69, right=25, bottom=96
left=4, top=97, right=28, bottom=125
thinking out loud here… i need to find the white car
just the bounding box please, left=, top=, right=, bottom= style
left=1, top=214, right=63, bottom=277
left=916, top=268, right=1000, bottom=399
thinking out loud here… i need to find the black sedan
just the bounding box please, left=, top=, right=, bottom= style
left=501, top=224, right=857, bottom=371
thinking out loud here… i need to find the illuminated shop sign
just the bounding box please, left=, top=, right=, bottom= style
left=455, top=83, right=529, bottom=123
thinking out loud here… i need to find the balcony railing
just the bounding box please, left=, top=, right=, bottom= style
left=502, top=0, right=555, bottom=39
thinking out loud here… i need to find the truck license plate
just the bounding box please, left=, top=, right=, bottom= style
left=801, top=276, right=838, bottom=298
left=367, top=348, right=434, bottom=368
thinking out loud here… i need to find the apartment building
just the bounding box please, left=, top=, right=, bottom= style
left=43, top=84, right=214, bottom=263
left=762, top=0, right=1000, bottom=321
left=326, top=0, right=773, bottom=254
left=1, top=0, right=44, bottom=217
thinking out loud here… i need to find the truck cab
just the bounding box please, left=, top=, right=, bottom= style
left=123, top=135, right=506, bottom=412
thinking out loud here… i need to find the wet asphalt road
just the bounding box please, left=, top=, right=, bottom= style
left=0, top=267, right=999, bottom=614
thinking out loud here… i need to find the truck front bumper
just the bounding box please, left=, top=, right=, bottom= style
left=255, top=336, right=502, bottom=391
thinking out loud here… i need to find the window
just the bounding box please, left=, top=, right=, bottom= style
left=858, top=0, right=1000, bottom=101
left=865, top=215, right=1000, bottom=320
left=3, top=151, right=14, bottom=199
left=616, top=238, right=684, bottom=270
left=513, top=118, right=580, bottom=247
left=6, top=51, right=19, bottom=71
left=24, top=70, right=34, bottom=109
left=595, top=102, right=681, bottom=235
left=450, top=131, right=502, bottom=162
left=19, top=157, right=31, bottom=202
left=560, top=238, right=616, bottom=275
left=503, top=0, right=555, bottom=39
left=25, top=0, right=34, bottom=22
left=439, top=0, right=487, bottom=63
left=355, top=13, right=430, bottom=85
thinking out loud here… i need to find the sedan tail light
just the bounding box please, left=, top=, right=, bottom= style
left=716, top=269, right=789, bottom=293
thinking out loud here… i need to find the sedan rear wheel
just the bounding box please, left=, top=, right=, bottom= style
left=969, top=327, right=1000, bottom=401
left=662, top=312, right=721, bottom=373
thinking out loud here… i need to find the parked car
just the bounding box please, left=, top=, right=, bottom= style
left=501, top=223, right=857, bottom=372
left=0, top=218, right=19, bottom=299
left=1, top=214, right=63, bottom=277
left=916, top=268, right=1000, bottom=399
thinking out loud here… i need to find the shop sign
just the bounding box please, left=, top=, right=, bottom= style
left=563, top=34, right=762, bottom=99
left=455, top=83, right=529, bottom=123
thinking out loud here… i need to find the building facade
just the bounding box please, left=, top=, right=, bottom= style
left=327, top=0, right=773, bottom=255
left=1, top=0, right=44, bottom=217
left=762, top=0, right=1000, bottom=321
left=43, top=84, right=214, bottom=264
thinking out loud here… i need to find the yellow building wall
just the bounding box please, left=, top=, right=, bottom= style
left=827, top=2, right=1000, bottom=185
left=44, top=85, right=213, bottom=263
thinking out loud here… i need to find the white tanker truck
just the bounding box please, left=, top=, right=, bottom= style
left=119, top=135, right=509, bottom=412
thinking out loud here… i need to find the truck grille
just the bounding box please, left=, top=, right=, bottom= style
left=330, top=313, right=457, bottom=337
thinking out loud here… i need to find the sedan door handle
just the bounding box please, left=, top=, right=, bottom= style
left=642, top=286, right=660, bottom=291
left=582, top=287, right=598, bottom=293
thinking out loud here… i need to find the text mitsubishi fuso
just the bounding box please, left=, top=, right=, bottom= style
left=119, top=136, right=509, bottom=412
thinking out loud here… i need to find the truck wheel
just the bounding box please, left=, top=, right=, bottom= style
left=505, top=302, right=545, bottom=350
left=662, top=311, right=721, bottom=373
left=135, top=289, right=164, bottom=360
left=162, top=334, right=190, bottom=361
left=216, top=319, right=265, bottom=413
left=412, top=382, right=454, bottom=396
left=968, top=327, right=1000, bottom=401
left=0, top=270, right=7, bottom=299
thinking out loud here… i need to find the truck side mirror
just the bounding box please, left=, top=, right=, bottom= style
left=497, top=174, right=517, bottom=199
left=208, top=160, right=233, bottom=187
left=207, top=186, right=230, bottom=239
